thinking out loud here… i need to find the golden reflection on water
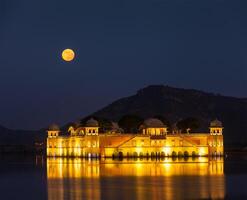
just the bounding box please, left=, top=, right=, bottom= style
left=47, top=157, right=225, bottom=200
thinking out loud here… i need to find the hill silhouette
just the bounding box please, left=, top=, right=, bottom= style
left=92, top=85, right=247, bottom=147
left=0, top=125, right=44, bottom=153
left=0, top=85, right=246, bottom=149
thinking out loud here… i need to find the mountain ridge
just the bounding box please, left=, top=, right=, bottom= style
left=0, top=85, right=246, bottom=149
left=91, top=85, right=247, bottom=147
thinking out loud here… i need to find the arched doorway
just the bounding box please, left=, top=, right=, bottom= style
left=184, top=151, right=189, bottom=157
left=172, top=151, right=177, bottom=157
left=118, top=152, right=124, bottom=158
left=133, top=152, right=138, bottom=158
left=139, top=152, right=144, bottom=158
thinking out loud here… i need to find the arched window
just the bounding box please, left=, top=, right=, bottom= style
left=80, top=130, right=84, bottom=135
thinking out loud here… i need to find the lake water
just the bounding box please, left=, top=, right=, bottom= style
left=0, top=154, right=247, bottom=199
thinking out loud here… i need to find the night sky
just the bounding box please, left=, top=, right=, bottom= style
left=0, top=0, right=246, bottom=130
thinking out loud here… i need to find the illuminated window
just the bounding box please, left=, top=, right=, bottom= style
left=92, top=142, right=95, bottom=147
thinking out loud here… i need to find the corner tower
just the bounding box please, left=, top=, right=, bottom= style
left=47, top=124, right=60, bottom=138
left=47, top=124, right=60, bottom=157
left=210, top=119, right=223, bottom=135
left=208, top=119, right=224, bottom=156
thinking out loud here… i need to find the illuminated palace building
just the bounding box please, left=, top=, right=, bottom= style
left=47, top=118, right=224, bottom=158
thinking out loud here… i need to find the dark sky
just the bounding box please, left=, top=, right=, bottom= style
left=0, top=0, right=246, bottom=130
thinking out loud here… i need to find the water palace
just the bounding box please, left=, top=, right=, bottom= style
left=47, top=118, right=224, bottom=158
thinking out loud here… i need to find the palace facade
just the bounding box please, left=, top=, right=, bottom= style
left=47, top=118, right=224, bottom=158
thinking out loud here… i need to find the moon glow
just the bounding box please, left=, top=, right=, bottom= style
left=62, top=49, right=75, bottom=62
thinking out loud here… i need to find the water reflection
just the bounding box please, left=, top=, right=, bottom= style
left=47, top=157, right=225, bottom=200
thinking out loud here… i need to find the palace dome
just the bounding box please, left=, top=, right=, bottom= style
left=48, top=124, right=60, bottom=131
left=143, top=118, right=166, bottom=128
left=85, top=118, right=99, bottom=127
left=210, top=119, right=223, bottom=127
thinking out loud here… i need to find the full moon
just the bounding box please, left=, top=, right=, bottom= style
left=62, top=49, right=75, bottom=62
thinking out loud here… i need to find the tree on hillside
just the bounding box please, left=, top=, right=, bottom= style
left=98, top=118, right=112, bottom=133
left=176, top=117, right=200, bottom=133
left=118, top=114, right=144, bottom=133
